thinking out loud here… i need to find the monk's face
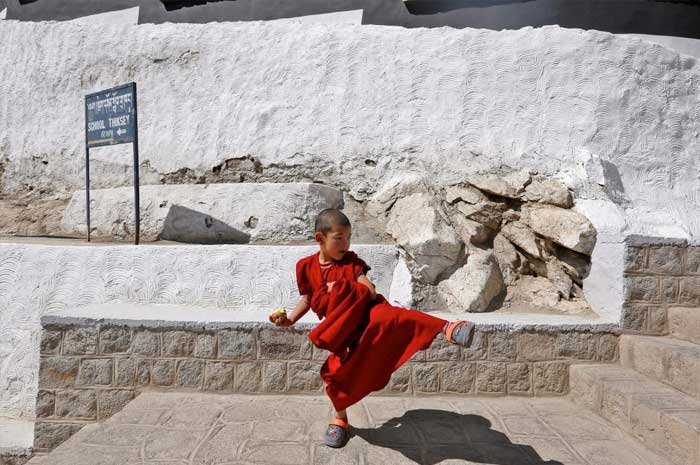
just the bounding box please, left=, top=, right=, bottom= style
left=317, top=225, right=351, bottom=261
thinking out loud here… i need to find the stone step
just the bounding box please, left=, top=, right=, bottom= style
left=570, top=364, right=700, bottom=465
left=61, top=183, right=343, bottom=243
left=619, top=334, right=700, bottom=401
left=26, top=392, right=673, bottom=465
left=669, top=307, right=700, bottom=345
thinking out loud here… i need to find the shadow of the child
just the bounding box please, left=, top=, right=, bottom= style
left=351, top=409, right=564, bottom=465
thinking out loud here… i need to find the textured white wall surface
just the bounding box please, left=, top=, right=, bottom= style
left=0, top=21, right=699, bottom=240
left=0, top=243, right=398, bottom=420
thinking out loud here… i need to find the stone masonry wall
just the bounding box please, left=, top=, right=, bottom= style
left=622, top=236, right=700, bottom=334
left=35, top=320, right=619, bottom=451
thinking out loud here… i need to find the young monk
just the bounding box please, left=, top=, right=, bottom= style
left=269, top=208, right=475, bottom=448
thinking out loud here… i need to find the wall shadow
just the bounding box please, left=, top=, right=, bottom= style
left=352, top=409, right=563, bottom=465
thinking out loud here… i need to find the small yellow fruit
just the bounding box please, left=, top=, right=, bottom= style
left=270, top=307, right=287, bottom=320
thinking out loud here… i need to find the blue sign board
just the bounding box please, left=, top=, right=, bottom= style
left=85, top=83, right=136, bottom=148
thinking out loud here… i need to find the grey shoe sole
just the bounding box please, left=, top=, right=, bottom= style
left=325, top=424, right=349, bottom=448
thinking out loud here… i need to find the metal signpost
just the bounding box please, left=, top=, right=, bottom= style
left=84, top=82, right=140, bottom=244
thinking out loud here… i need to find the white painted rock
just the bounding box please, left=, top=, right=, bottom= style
left=445, top=185, right=486, bottom=205
left=509, top=275, right=561, bottom=308
left=467, top=170, right=531, bottom=199
left=524, top=205, right=597, bottom=255
left=386, top=193, right=463, bottom=284
left=546, top=259, right=574, bottom=299
left=524, top=179, right=573, bottom=208
left=500, top=221, right=541, bottom=258
left=61, top=183, right=343, bottom=243
left=455, top=200, right=505, bottom=231
left=438, top=248, right=504, bottom=312
left=366, top=174, right=428, bottom=217
left=493, top=233, right=521, bottom=286
left=450, top=213, right=490, bottom=245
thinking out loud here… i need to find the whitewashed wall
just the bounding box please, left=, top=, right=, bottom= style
left=0, top=21, right=699, bottom=240
left=0, top=243, right=399, bottom=420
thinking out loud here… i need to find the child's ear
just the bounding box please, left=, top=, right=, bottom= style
left=314, top=231, right=324, bottom=244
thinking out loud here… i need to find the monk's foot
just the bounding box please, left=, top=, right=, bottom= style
left=445, top=320, right=475, bottom=347
left=325, top=417, right=350, bottom=448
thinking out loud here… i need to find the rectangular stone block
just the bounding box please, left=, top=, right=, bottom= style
left=163, top=331, right=196, bottom=357
left=262, top=361, right=287, bottom=392
left=461, top=330, right=487, bottom=361
left=194, top=333, right=217, bottom=358
left=597, top=334, right=619, bottom=362
left=130, top=330, right=161, bottom=356
left=99, top=326, right=132, bottom=354
left=476, top=362, right=506, bottom=394
left=40, top=330, right=62, bottom=355
left=311, top=346, right=329, bottom=361
left=488, top=331, right=517, bottom=361
left=136, top=359, right=152, bottom=386
left=686, top=246, right=700, bottom=274
left=39, top=357, right=79, bottom=389
left=646, top=307, right=667, bottom=335
left=426, top=336, right=462, bottom=361
left=506, top=363, right=532, bottom=395
left=176, top=359, right=204, bottom=388
left=33, top=421, right=85, bottom=450
left=533, top=362, right=569, bottom=395
left=204, top=361, right=234, bottom=391
left=413, top=364, right=439, bottom=393
left=287, top=361, right=323, bottom=392
left=234, top=362, right=262, bottom=392
left=218, top=329, right=257, bottom=360
left=97, top=389, right=136, bottom=420
left=679, top=277, right=700, bottom=305
left=76, top=358, right=113, bottom=386
left=151, top=359, right=176, bottom=386
left=669, top=307, right=700, bottom=345
left=62, top=327, right=98, bottom=355
left=115, top=357, right=136, bottom=387
left=517, top=333, right=555, bottom=362
left=624, top=246, right=646, bottom=272
left=621, top=303, right=648, bottom=332
left=383, top=364, right=412, bottom=394
left=556, top=332, right=598, bottom=360
left=55, top=389, right=97, bottom=419
left=625, top=276, right=660, bottom=302
left=36, top=390, right=55, bottom=418
left=647, top=246, right=683, bottom=274
left=440, top=362, right=476, bottom=394
left=258, top=329, right=312, bottom=360
left=660, top=279, right=679, bottom=307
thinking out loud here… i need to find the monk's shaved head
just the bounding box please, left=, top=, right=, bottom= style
left=315, top=209, right=351, bottom=235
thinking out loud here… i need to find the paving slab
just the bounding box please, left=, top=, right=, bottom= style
left=26, top=392, right=672, bottom=465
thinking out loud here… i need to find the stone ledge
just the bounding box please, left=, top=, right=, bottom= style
left=624, top=235, right=689, bottom=247
left=61, top=183, right=343, bottom=243
left=41, top=302, right=620, bottom=333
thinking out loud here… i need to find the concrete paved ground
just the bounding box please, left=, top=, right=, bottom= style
left=27, top=392, right=671, bottom=465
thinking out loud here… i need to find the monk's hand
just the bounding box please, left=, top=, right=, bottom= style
left=269, top=308, right=292, bottom=327
left=326, top=281, right=335, bottom=293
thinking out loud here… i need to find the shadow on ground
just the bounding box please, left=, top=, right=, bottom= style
left=352, top=409, right=563, bottom=465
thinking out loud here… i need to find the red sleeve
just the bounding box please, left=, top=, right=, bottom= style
left=350, top=253, right=371, bottom=280
left=295, top=259, right=312, bottom=296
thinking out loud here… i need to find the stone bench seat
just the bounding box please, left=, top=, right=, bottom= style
left=60, top=183, right=343, bottom=243
left=33, top=301, right=621, bottom=453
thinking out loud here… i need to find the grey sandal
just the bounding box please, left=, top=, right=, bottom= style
left=325, top=418, right=350, bottom=448
left=446, top=320, right=476, bottom=347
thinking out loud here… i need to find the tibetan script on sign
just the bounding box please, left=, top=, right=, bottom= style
left=85, top=83, right=136, bottom=148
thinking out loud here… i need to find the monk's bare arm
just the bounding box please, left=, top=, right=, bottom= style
left=357, top=274, right=377, bottom=300
left=275, top=295, right=311, bottom=326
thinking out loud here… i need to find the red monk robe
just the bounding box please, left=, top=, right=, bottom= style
left=296, top=250, right=447, bottom=412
